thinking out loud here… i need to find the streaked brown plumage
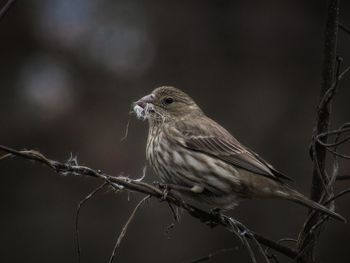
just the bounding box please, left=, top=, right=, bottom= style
left=134, top=86, right=345, bottom=222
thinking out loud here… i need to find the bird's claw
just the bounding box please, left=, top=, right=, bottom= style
left=161, top=187, right=169, bottom=201
left=205, top=208, right=223, bottom=228
left=152, top=181, right=170, bottom=201
left=210, top=207, right=223, bottom=217
left=153, top=181, right=165, bottom=188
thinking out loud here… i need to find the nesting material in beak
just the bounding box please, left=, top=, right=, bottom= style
left=133, top=94, right=155, bottom=120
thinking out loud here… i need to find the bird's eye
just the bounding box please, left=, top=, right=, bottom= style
left=162, top=97, right=174, bottom=105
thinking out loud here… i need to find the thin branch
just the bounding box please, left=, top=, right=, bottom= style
left=325, top=189, right=350, bottom=205
left=0, top=145, right=298, bottom=259
left=316, top=123, right=350, bottom=147
left=323, top=147, right=350, bottom=159
left=339, top=65, right=350, bottom=79
left=109, top=195, right=150, bottom=263
left=316, top=124, right=350, bottom=159
left=75, top=183, right=108, bottom=263
left=0, top=0, right=15, bottom=20
left=224, top=216, right=260, bottom=263
left=339, top=23, right=350, bottom=35
left=317, top=56, right=343, bottom=111
left=0, top=153, right=11, bottom=160
left=307, top=59, right=346, bottom=197
left=167, top=202, right=180, bottom=222
left=120, top=118, right=130, bottom=142
left=319, top=134, right=350, bottom=147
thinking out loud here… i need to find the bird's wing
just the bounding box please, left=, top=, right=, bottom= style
left=174, top=119, right=292, bottom=182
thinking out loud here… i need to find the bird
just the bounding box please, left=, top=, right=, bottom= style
left=133, top=86, right=345, bottom=222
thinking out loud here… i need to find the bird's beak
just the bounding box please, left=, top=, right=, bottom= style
left=135, top=94, right=155, bottom=108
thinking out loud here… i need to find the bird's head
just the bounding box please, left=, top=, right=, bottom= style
left=133, top=86, right=202, bottom=124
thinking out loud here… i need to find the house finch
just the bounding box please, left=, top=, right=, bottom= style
left=133, top=86, right=345, bottom=222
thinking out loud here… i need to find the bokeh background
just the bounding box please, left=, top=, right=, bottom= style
left=0, top=0, right=350, bottom=262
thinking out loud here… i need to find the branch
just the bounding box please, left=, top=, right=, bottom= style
left=0, top=145, right=297, bottom=260
left=75, top=182, right=108, bottom=263
left=310, top=0, right=340, bottom=200
left=0, top=0, right=15, bottom=20
left=339, top=23, right=350, bottom=35
left=325, top=189, right=350, bottom=204
left=109, top=195, right=150, bottom=263
left=316, top=123, right=350, bottom=147
left=297, top=0, right=341, bottom=262
left=316, top=123, right=350, bottom=159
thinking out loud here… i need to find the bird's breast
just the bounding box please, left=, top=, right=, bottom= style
left=146, top=127, right=163, bottom=168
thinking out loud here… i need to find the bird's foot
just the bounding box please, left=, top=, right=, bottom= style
left=153, top=181, right=166, bottom=189
left=161, top=187, right=169, bottom=201
left=153, top=181, right=169, bottom=201
left=205, top=208, right=223, bottom=228
left=210, top=207, right=223, bottom=217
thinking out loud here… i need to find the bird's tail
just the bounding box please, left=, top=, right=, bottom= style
left=281, top=187, right=346, bottom=222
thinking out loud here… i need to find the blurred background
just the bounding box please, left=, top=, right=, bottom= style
left=0, top=0, right=349, bottom=262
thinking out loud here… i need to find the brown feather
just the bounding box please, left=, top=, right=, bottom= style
left=134, top=86, right=344, bottom=221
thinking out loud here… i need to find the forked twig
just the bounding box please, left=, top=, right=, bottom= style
left=325, top=189, right=350, bottom=205
left=75, top=183, right=108, bottom=263
left=109, top=195, right=151, bottom=263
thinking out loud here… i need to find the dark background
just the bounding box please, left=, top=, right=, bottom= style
left=0, top=0, right=349, bottom=262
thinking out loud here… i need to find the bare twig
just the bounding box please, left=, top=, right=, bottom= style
left=317, top=56, right=343, bottom=111
left=315, top=124, right=350, bottom=159
left=0, top=0, right=15, bottom=20
left=0, top=153, right=11, bottom=160
left=109, top=195, right=150, bottom=263
left=167, top=202, right=180, bottom=222
left=307, top=56, right=345, bottom=197
left=0, top=144, right=298, bottom=260
left=75, top=183, right=108, bottom=263
left=325, top=189, right=350, bottom=204
left=339, top=65, right=350, bottom=79
left=316, top=123, right=350, bottom=147
left=225, top=216, right=259, bottom=263
left=339, top=23, right=350, bottom=35
left=322, top=147, right=350, bottom=159
left=120, top=118, right=130, bottom=142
